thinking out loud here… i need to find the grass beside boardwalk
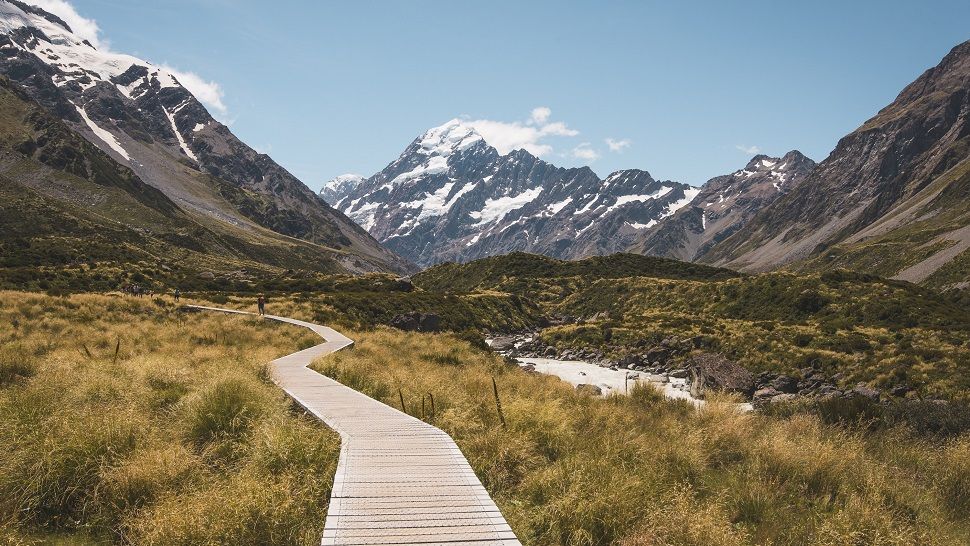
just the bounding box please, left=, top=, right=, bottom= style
left=313, top=329, right=970, bottom=546
left=0, top=292, right=340, bottom=545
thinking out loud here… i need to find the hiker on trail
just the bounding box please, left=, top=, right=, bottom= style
left=174, top=288, right=181, bottom=302
left=257, top=295, right=266, bottom=316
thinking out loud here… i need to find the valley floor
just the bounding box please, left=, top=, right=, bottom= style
left=1, top=291, right=969, bottom=545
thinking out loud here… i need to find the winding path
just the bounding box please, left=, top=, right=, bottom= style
left=187, top=306, right=521, bottom=546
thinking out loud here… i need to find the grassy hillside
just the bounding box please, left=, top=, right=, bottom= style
left=0, top=292, right=339, bottom=544
left=414, top=252, right=739, bottom=302
left=413, top=253, right=970, bottom=400
left=201, top=274, right=546, bottom=335
left=312, top=328, right=970, bottom=545
left=548, top=271, right=970, bottom=400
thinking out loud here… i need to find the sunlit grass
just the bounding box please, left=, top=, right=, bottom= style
left=0, top=291, right=339, bottom=544
left=313, top=328, right=970, bottom=546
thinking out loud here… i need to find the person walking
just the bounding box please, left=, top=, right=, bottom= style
left=257, top=295, right=266, bottom=316
left=174, top=288, right=181, bottom=302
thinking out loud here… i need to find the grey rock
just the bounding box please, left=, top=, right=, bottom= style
left=771, top=375, right=799, bottom=394
left=576, top=384, right=603, bottom=396
left=851, top=383, right=881, bottom=402
left=687, top=353, right=756, bottom=399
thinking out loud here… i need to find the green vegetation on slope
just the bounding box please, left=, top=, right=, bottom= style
left=413, top=252, right=739, bottom=295
left=0, top=292, right=339, bottom=544
left=548, top=270, right=970, bottom=400
left=313, top=328, right=970, bottom=546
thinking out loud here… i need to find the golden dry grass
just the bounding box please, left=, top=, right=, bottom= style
left=0, top=291, right=339, bottom=545
left=313, top=328, right=970, bottom=546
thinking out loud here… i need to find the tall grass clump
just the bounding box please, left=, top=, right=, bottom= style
left=0, top=291, right=339, bottom=544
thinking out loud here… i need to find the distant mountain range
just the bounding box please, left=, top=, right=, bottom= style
left=0, top=0, right=410, bottom=282
left=325, top=40, right=970, bottom=289
left=322, top=119, right=704, bottom=267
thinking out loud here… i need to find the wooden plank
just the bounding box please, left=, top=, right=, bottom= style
left=187, top=306, right=521, bottom=546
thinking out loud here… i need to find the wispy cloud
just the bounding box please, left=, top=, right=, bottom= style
left=29, top=0, right=104, bottom=48
left=160, top=64, right=227, bottom=116
left=735, top=144, right=761, bottom=154
left=605, top=137, right=631, bottom=152
left=30, top=0, right=229, bottom=118
left=528, top=106, right=551, bottom=125
left=465, top=107, right=579, bottom=156
left=571, top=142, right=600, bottom=161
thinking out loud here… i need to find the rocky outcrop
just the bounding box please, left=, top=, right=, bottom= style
left=388, top=312, right=441, bottom=333
left=687, top=353, right=756, bottom=399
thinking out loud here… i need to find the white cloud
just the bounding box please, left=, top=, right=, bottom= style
left=29, top=1, right=228, bottom=118
left=28, top=0, right=104, bottom=48
left=161, top=64, right=228, bottom=116
left=529, top=106, right=551, bottom=125
left=465, top=107, right=579, bottom=156
left=736, top=144, right=761, bottom=154
left=571, top=142, right=601, bottom=162
left=605, top=138, right=631, bottom=152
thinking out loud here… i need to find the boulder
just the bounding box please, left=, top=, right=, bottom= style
left=388, top=312, right=442, bottom=333
left=669, top=368, right=689, bottom=379
left=576, top=384, right=603, bottom=396
left=851, top=383, right=881, bottom=402
left=752, top=387, right=780, bottom=409
left=770, top=393, right=799, bottom=405
left=489, top=336, right=517, bottom=352
left=419, top=314, right=441, bottom=332
left=771, top=375, right=799, bottom=394
left=688, top=353, right=756, bottom=399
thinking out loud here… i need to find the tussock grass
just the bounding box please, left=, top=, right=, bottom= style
left=0, top=291, right=339, bottom=544
left=313, top=328, right=970, bottom=545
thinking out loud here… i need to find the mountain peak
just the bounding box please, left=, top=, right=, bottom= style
left=417, top=118, right=485, bottom=157
left=320, top=173, right=365, bottom=205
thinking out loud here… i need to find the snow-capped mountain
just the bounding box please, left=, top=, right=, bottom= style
left=629, top=151, right=816, bottom=261
left=0, top=0, right=408, bottom=273
left=326, top=119, right=698, bottom=266
left=320, top=173, right=365, bottom=205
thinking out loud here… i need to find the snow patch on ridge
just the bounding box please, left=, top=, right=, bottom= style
left=470, top=187, right=544, bottom=226
left=72, top=103, right=130, bottom=161
left=604, top=186, right=674, bottom=214
left=163, top=106, right=198, bottom=162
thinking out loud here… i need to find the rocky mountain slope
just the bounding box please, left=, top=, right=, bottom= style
left=323, top=119, right=699, bottom=267
left=703, top=40, right=970, bottom=289
left=0, top=75, right=369, bottom=291
left=0, top=0, right=409, bottom=274
left=629, top=151, right=816, bottom=261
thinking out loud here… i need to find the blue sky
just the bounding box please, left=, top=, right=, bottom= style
left=44, top=0, right=970, bottom=188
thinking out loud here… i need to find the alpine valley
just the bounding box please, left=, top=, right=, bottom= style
left=323, top=40, right=970, bottom=291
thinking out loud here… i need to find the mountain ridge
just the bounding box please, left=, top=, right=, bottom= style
left=0, top=0, right=411, bottom=274
left=702, top=39, right=970, bottom=289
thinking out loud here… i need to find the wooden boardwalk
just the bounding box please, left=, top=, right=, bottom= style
left=188, top=306, right=521, bottom=546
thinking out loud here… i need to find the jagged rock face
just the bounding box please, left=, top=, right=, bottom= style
left=630, top=151, right=816, bottom=261
left=326, top=119, right=698, bottom=267
left=703, top=40, right=970, bottom=283
left=320, top=173, right=365, bottom=205
left=0, top=0, right=409, bottom=274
